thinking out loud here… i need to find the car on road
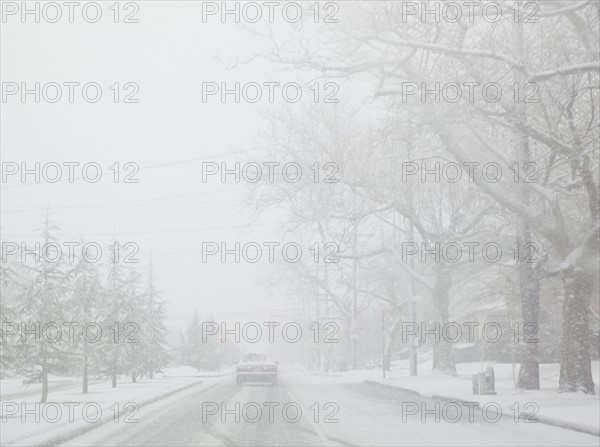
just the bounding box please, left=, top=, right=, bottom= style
left=236, top=352, right=278, bottom=386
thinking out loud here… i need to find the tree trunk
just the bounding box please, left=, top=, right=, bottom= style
left=384, top=315, right=402, bottom=370
left=344, top=316, right=352, bottom=371
left=111, top=345, right=120, bottom=388
left=516, top=232, right=541, bottom=389
left=559, top=269, right=595, bottom=394
left=82, top=341, right=89, bottom=394
left=41, top=349, right=48, bottom=403
left=432, top=267, right=456, bottom=375
left=512, top=14, right=541, bottom=390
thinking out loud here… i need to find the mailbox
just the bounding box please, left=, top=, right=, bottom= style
left=472, top=367, right=496, bottom=395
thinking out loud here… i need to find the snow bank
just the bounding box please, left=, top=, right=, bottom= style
left=365, top=361, right=600, bottom=436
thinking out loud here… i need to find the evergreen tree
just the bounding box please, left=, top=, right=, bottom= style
left=13, top=217, right=73, bottom=402
left=69, top=247, right=105, bottom=393
left=140, top=259, right=170, bottom=379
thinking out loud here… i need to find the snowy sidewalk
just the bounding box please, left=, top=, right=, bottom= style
left=364, top=361, right=600, bottom=437
left=0, top=374, right=213, bottom=446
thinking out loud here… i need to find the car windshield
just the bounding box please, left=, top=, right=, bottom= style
left=242, top=353, right=268, bottom=363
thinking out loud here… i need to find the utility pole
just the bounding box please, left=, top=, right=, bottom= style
left=352, top=217, right=358, bottom=370
left=315, top=263, right=322, bottom=373
left=409, top=220, right=417, bottom=376
left=324, top=263, right=332, bottom=373
left=382, top=310, right=386, bottom=379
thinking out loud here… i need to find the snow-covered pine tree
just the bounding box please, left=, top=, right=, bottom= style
left=140, top=258, right=169, bottom=379
left=0, top=242, right=19, bottom=377
left=100, top=239, right=129, bottom=388
left=123, top=266, right=143, bottom=383
left=69, top=246, right=106, bottom=393
left=13, top=216, right=74, bottom=402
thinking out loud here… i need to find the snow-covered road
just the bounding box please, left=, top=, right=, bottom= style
left=61, top=369, right=599, bottom=446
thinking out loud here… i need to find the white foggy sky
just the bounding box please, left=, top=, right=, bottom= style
left=0, top=2, right=329, bottom=328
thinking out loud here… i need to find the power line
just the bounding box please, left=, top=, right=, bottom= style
left=0, top=199, right=245, bottom=214
left=0, top=221, right=288, bottom=238
left=165, top=308, right=301, bottom=321
left=0, top=189, right=235, bottom=208
left=0, top=148, right=261, bottom=191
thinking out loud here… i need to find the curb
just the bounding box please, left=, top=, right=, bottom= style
left=309, top=372, right=342, bottom=378
left=8, top=379, right=207, bottom=447
left=364, top=379, right=599, bottom=437
left=195, top=372, right=234, bottom=378
left=364, top=379, right=421, bottom=397
left=526, top=413, right=600, bottom=437
left=171, top=372, right=233, bottom=379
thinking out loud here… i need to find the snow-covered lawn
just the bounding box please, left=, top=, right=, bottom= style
left=365, top=360, right=600, bottom=436
left=0, top=371, right=214, bottom=446
left=0, top=376, right=109, bottom=402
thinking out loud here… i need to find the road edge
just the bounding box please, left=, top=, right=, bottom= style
left=8, top=379, right=208, bottom=447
